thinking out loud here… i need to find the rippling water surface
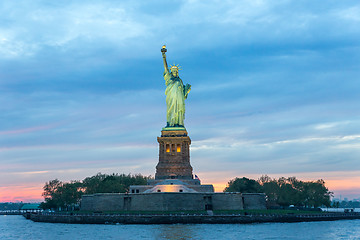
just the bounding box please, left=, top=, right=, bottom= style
left=1, top=215, right=360, bottom=240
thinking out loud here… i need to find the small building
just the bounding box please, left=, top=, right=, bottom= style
left=20, top=203, right=42, bottom=213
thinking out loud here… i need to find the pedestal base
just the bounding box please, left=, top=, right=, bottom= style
left=156, top=129, right=193, bottom=180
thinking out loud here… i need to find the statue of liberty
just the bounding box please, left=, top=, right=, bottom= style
left=161, top=45, right=191, bottom=128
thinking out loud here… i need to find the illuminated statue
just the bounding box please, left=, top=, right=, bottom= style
left=161, top=45, right=191, bottom=127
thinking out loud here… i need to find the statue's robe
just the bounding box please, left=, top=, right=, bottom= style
left=164, top=71, right=187, bottom=127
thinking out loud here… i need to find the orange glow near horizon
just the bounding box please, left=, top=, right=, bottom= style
left=212, top=182, right=227, bottom=192
left=1, top=174, right=359, bottom=202
left=0, top=185, right=43, bottom=203
left=200, top=172, right=360, bottom=198
left=325, top=177, right=360, bottom=191
left=210, top=179, right=360, bottom=198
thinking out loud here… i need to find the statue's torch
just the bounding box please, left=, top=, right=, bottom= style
left=161, top=45, right=167, bottom=53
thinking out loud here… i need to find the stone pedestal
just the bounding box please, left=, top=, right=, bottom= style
left=155, top=128, right=193, bottom=180
left=129, top=127, right=214, bottom=194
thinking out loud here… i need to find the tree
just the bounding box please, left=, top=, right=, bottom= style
left=277, top=182, right=299, bottom=207
left=303, top=180, right=332, bottom=208
left=82, top=173, right=149, bottom=194
left=41, top=179, right=63, bottom=210
left=224, top=177, right=262, bottom=193
left=41, top=179, right=84, bottom=210
left=41, top=173, right=151, bottom=210
left=258, top=175, right=280, bottom=204
left=56, top=181, right=84, bottom=210
left=225, top=175, right=333, bottom=208
left=42, top=179, right=62, bottom=199
left=275, top=177, right=305, bottom=207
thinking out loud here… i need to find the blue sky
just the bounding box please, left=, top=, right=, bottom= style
left=1, top=0, right=360, bottom=201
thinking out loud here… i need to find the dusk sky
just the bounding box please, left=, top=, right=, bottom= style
left=1, top=0, right=360, bottom=202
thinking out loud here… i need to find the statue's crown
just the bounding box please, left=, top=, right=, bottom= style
left=170, top=64, right=181, bottom=71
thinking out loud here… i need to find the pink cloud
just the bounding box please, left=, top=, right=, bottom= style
left=0, top=185, right=43, bottom=202
left=0, top=121, right=64, bottom=136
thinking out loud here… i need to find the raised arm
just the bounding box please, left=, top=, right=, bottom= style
left=161, top=45, right=169, bottom=73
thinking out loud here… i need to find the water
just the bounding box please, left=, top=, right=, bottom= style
left=1, top=215, right=360, bottom=240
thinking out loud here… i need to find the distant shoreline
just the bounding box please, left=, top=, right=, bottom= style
left=25, top=212, right=360, bottom=224
left=0, top=212, right=22, bottom=215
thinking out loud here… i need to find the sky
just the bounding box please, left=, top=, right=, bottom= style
left=0, top=0, right=360, bottom=202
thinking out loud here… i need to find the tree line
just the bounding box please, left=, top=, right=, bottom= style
left=224, top=175, right=332, bottom=208
left=0, top=202, right=25, bottom=211
left=41, top=173, right=332, bottom=210
left=41, top=173, right=150, bottom=210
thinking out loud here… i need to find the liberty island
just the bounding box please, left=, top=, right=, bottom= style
left=23, top=47, right=360, bottom=224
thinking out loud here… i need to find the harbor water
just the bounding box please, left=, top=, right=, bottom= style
left=1, top=215, right=360, bottom=240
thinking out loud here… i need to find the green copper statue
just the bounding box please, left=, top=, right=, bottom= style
left=161, top=45, right=191, bottom=127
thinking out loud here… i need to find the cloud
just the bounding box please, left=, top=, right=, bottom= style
left=1, top=0, right=360, bottom=201
left=335, top=5, right=360, bottom=22
left=0, top=123, right=60, bottom=135
left=0, top=1, right=150, bottom=58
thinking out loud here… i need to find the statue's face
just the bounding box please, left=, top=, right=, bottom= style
left=171, top=69, right=178, bottom=77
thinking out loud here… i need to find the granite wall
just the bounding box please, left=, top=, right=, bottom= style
left=81, top=192, right=266, bottom=212
left=242, top=193, right=267, bottom=210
